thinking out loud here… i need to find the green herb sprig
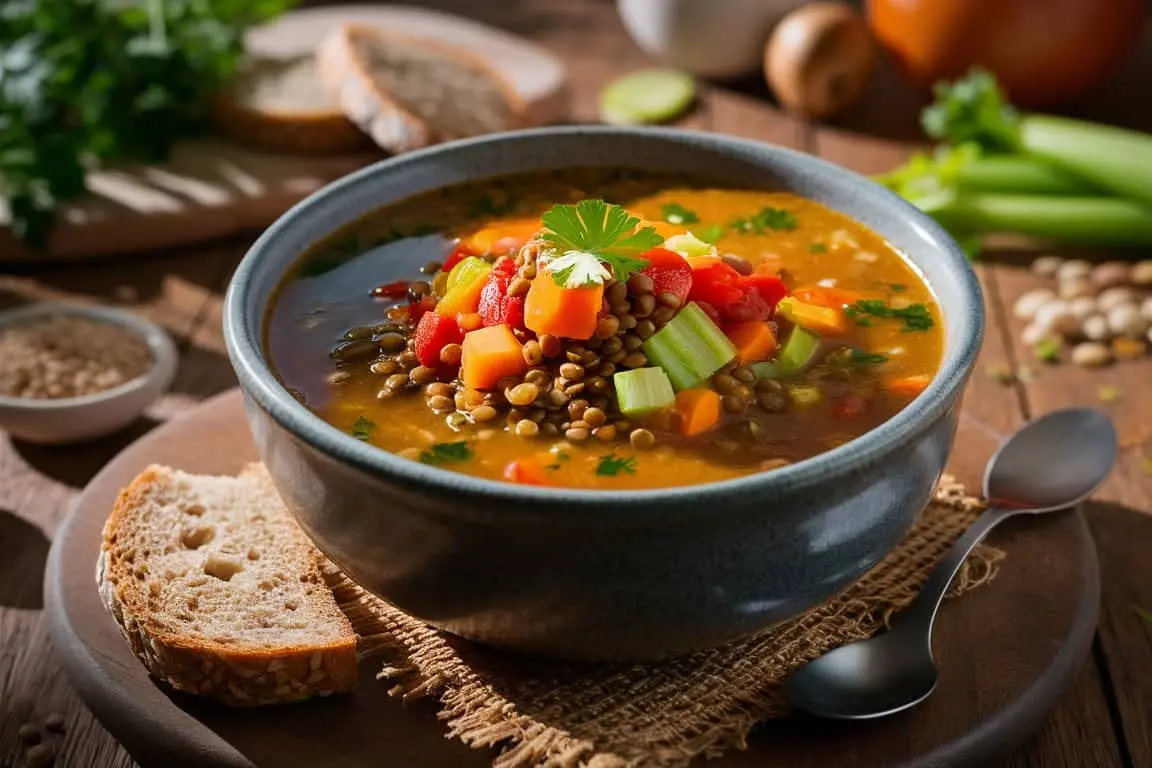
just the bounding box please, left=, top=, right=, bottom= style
left=0, top=0, right=296, bottom=248
left=846, top=300, right=935, bottom=332
left=540, top=199, right=662, bottom=288
left=660, top=202, right=699, bottom=225
left=350, top=416, right=375, bottom=441
left=419, top=441, right=474, bottom=466
left=728, top=207, right=798, bottom=234
left=596, top=453, right=638, bottom=477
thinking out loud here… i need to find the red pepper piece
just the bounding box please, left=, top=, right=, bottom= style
left=477, top=260, right=525, bottom=329
left=413, top=311, right=464, bottom=368
left=687, top=261, right=744, bottom=307
left=371, top=280, right=410, bottom=299
left=639, top=247, right=693, bottom=304
left=694, top=300, right=723, bottom=326
left=408, top=294, right=437, bottom=326
left=739, top=274, right=788, bottom=309
left=442, top=241, right=478, bottom=274
left=720, top=289, right=773, bottom=323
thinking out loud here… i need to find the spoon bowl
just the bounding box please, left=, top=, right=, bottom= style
left=785, top=408, right=1117, bottom=720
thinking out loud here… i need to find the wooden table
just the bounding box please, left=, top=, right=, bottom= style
left=2, top=2, right=1150, bottom=766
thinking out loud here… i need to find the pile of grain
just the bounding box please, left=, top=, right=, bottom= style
left=0, top=314, right=153, bottom=399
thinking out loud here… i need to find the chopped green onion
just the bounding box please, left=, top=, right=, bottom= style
left=692, top=224, right=725, bottom=245
left=660, top=202, right=699, bottom=225
left=642, top=302, right=737, bottom=390
left=664, top=231, right=717, bottom=259
left=786, top=384, right=823, bottom=407
left=613, top=367, right=675, bottom=418
left=777, top=326, right=821, bottom=376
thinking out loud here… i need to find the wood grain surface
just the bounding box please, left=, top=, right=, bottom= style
left=3, top=1, right=1150, bottom=767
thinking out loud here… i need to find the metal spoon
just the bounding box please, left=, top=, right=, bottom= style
left=784, top=407, right=1117, bottom=720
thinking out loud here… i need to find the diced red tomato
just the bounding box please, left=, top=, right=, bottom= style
left=441, top=241, right=478, bottom=274
left=687, top=261, right=744, bottom=307
left=833, top=393, right=870, bottom=419
left=477, top=260, right=526, bottom=329
left=639, top=247, right=693, bottom=304
left=413, top=310, right=463, bottom=368
left=739, top=274, right=788, bottom=308
left=695, top=301, right=723, bottom=326
left=721, top=289, right=773, bottom=323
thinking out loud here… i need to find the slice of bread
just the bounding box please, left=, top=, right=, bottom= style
left=316, top=24, right=525, bottom=154
left=213, top=54, right=373, bottom=154
left=97, top=464, right=357, bottom=707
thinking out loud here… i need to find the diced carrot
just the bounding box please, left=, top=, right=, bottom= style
left=887, top=374, right=932, bottom=396
left=435, top=259, right=491, bottom=317
left=461, top=324, right=528, bottom=390
left=726, top=321, right=777, bottom=364
left=503, top=457, right=550, bottom=486
left=673, top=388, right=722, bottom=437
left=463, top=217, right=542, bottom=254
left=685, top=255, right=722, bottom=271
left=524, top=272, right=604, bottom=340
left=457, top=312, right=483, bottom=332
left=777, top=296, right=849, bottom=335
left=791, top=284, right=862, bottom=310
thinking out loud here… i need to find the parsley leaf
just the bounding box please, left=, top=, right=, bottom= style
left=850, top=350, right=888, bottom=364
left=419, top=441, right=474, bottom=465
left=693, top=224, right=725, bottom=245
left=660, top=202, right=699, bottom=225
left=540, top=200, right=663, bottom=287
left=596, top=453, right=638, bottom=476
left=890, top=283, right=907, bottom=292
left=846, top=300, right=935, bottom=332
left=808, top=242, right=828, bottom=253
left=545, top=251, right=612, bottom=288
left=728, top=207, right=798, bottom=234
left=350, top=416, right=375, bottom=441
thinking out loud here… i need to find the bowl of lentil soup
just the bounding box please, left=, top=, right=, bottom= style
left=0, top=303, right=178, bottom=445
left=224, top=126, right=982, bottom=660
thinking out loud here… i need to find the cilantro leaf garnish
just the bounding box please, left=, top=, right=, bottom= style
left=890, top=283, right=907, bottom=292
left=693, top=224, right=725, bottom=245
left=596, top=453, right=638, bottom=477
left=729, top=207, right=798, bottom=234
left=660, top=202, right=700, bottom=225
left=350, top=416, right=375, bottom=441
left=846, top=300, right=935, bottom=332
left=419, top=441, right=474, bottom=465
left=850, top=350, right=888, bottom=364
left=808, top=242, right=828, bottom=253
left=540, top=200, right=663, bottom=287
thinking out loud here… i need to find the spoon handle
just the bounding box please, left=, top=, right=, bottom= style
left=901, top=505, right=1020, bottom=634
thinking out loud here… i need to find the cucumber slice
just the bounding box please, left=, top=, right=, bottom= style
left=600, top=68, right=696, bottom=126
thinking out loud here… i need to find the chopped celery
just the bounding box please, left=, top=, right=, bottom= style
left=642, top=302, right=737, bottom=390
left=613, top=367, right=675, bottom=418
left=445, top=257, right=489, bottom=293
left=749, top=362, right=782, bottom=379
left=777, top=326, right=821, bottom=376
left=664, top=231, right=718, bottom=259
left=786, top=383, right=823, bottom=407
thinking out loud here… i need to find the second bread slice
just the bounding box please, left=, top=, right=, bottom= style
left=316, top=24, right=525, bottom=154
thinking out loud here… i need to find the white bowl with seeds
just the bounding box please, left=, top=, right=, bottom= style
left=0, top=303, right=178, bottom=444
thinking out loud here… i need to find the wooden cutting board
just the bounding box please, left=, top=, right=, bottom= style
left=0, top=4, right=569, bottom=264
left=45, top=389, right=1101, bottom=768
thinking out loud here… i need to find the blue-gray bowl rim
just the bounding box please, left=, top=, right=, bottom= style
left=223, top=125, right=983, bottom=513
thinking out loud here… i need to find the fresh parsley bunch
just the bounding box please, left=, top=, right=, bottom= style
left=0, top=0, right=295, bottom=248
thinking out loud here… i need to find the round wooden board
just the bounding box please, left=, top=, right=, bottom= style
left=45, top=389, right=1100, bottom=768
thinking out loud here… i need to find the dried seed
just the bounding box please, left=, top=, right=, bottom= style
left=598, top=362, right=616, bottom=377
left=428, top=395, right=455, bottom=412
left=538, top=333, right=562, bottom=357
left=559, top=362, right=585, bottom=380
left=408, top=280, right=432, bottom=297
left=409, top=365, right=437, bottom=384
left=732, top=366, right=755, bottom=383
left=621, top=352, right=648, bottom=368
left=331, top=339, right=378, bottom=362
left=1131, top=260, right=1152, bottom=286
left=754, top=377, right=784, bottom=393
left=569, top=399, right=589, bottom=420
left=1070, top=342, right=1111, bottom=368
left=594, top=424, right=617, bottom=441
left=610, top=300, right=631, bottom=315
left=398, top=351, right=420, bottom=369
left=525, top=368, right=552, bottom=387
left=1098, top=286, right=1139, bottom=313
left=606, top=281, right=628, bottom=304
left=1056, top=259, right=1092, bottom=282
left=564, top=381, right=586, bottom=396
left=607, top=349, right=628, bottom=365
left=439, top=343, right=462, bottom=366
left=1031, top=255, right=1063, bottom=277
left=1107, top=303, right=1149, bottom=338
left=722, top=395, right=746, bottom=414
left=522, top=340, right=544, bottom=366
left=508, top=277, right=531, bottom=297
left=596, top=315, right=621, bottom=339
left=721, top=253, right=753, bottom=275
left=421, top=260, right=442, bottom=274
left=586, top=375, right=610, bottom=394
left=657, top=291, right=682, bottom=309
left=385, top=373, right=409, bottom=390
left=632, top=294, right=657, bottom=318
left=327, top=370, right=351, bottom=385
left=507, top=382, right=541, bottom=406
left=521, top=262, right=538, bottom=280
left=629, top=428, right=656, bottom=449
left=581, top=350, right=600, bottom=366
left=618, top=314, right=638, bottom=330
left=1091, top=261, right=1130, bottom=289
left=712, top=373, right=738, bottom=394
left=375, top=333, right=407, bottom=354
left=634, top=319, right=656, bottom=340
left=565, top=426, right=591, bottom=441
left=343, top=325, right=375, bottom=340
left=1057, top=276, right=1094, bottom=300
left=376, top=387, right=396, bottom=400
left=583, top=407, right=607, bottom=428
left=529, top=407, right=547, bottom=422
left=650, top=307, right=676, bottom=325
left=514, top=419, right=540, bottom=437
left=622, top=333, right=644, bottom=351
left=370, top=359, right=399, bottom=375
left=547, top=389, right=570, bottom=408
left=471, top=405, right=499, bottom=423
left=758, top=392, right=788, bottom=412
left=627, top=272, right=654, bottom=295
left=425, top=382, right=453, bottom=398
left=1012, top=288, right=1057, bottom=322
left=541, top=423, right=560, bottom=436
left=1081, top=313, right=1110, bottom=341
left=570, top=419, right=591, bottom=431
left=566, top=348, right=585, bottom=363
left=601, top=336, right=623, bottom=355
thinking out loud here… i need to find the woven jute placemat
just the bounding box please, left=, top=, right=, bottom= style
left=323, top=474, right=1005, bottom=768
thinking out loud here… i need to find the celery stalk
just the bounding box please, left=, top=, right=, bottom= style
left=613, top=368, right=675, bottom=418
left=776, top=327, right=821, bottom=376
left=642, top=302, right=737, bottom=390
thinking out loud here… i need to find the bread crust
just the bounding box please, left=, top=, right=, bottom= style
left=315, top=23, right=526, bottom=154
left=97, top=465, right=358, bottom=707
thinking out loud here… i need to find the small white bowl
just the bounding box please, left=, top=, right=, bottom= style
left=0, top=303, right=178, bottom=445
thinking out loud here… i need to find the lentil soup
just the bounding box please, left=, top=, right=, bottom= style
left=267, top=169, right=943, bottom=489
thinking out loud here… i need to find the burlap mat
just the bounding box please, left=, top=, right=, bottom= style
left=323, top=474, right=1005, bottom=768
